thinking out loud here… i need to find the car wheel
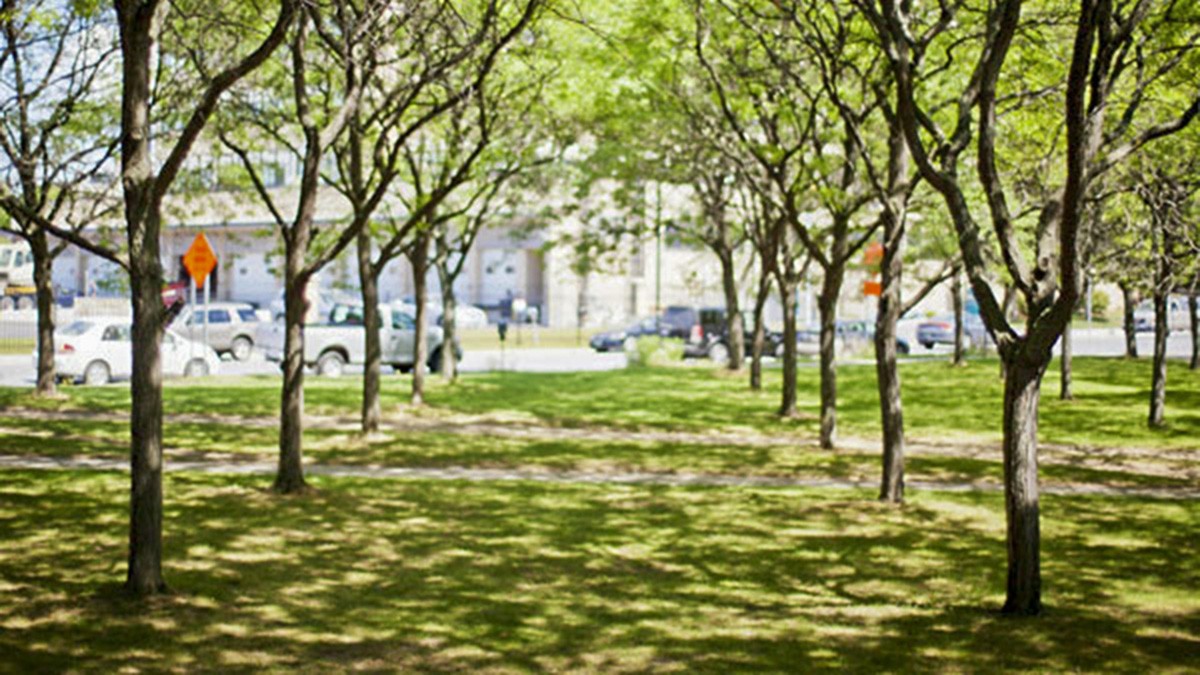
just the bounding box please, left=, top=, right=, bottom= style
left=897, top=340, right=911, bottom=355
left=230, top=336, right=253, bottom=361
left=83, top=360, right=111, bottom=386
left=921, top=342, right=934, bottom=350
left=707, top=342, right=730, bottom=364
left=16, top=296, right=33, bottom=310
left=427, top=347, right=443, bottom=374
left=184, top=359, right=210, bottom=378
left=0, top=297, right=13, bottom=311
left=394, top=363, right=413, bottom=374
left=317, top=351, right=346, bottom=378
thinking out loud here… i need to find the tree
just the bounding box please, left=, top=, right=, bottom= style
left=1132, top=158, right=1198, bottom=426
left=0, top=1, right=121, bottom=397
left=323, top=0, right=543, bottom=431
left=694, top=0, right=883, bottom=446
left=864, top=0, right=1200, bottom=614
left=108, top=0, right=296, bottom=595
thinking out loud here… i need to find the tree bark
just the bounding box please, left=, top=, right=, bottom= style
left=876, top=120, right=910, bottom=503
left=357, top=230, right=382, bottom=434
left=439, top=265, right=459, bottom=382
left=749, top=275, right=771, bottom=391
left=1149, top=288, right=1168, bottom=428
left=1121, top=282, right=1138, bottom=358
left=718, top=249, right=744, bottom=371
left=952, top=269, right=966, bottom=366
left=120, top=2, right=167, bottom=597
left=817, top=270, right=842, bottom=449
left=30, top=231, right=57, bottom=397
left=1000, top=355, right=1046, bottom=616
left=1059, top=322, right=1073, bottom=401
left=777, top=274, right=798, bottom=417
left=276, top=250, right=310, bottom=493
left=409, top=231, right=430, bottom=406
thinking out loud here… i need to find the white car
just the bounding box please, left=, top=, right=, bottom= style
left=40, top=316, right=221, bottom=385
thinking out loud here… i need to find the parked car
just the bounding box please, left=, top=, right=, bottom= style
left=660, top=305, right=699, bottom=340
left=258, top=302, right=460, bottom=377
left=171, top=302, right=263, bottom=361
left=683, top=307, right=785, bottom=362
left=590, top=316, right=664, bottom=352
left=786, top=328, right=846, bottom=357
left=1133, top=296, right=1195, bottom=333
left=39, top=316, right=220, bottom=385
left=916, top=313, right=991, bottom=350
left=836, top=320, right=911, bottom=355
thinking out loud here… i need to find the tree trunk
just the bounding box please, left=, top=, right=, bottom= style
left=119, top=3, right=167, bottom=597
left=1189, top=291, right=1198, bottom=371
left=876, top=230, right=905, bottom=502
left=718, top=249, right=744, bottom=371
left=817, top=271, right=841, bottom=449
left=30, top=231, right=57, bottom=397
left=410, top=231, right=430, bottom=406
left=776, top=274, right=798, bottom=417
left=1059, top=322, right=1073, bottom=401
left=952, top=269, right=966, bottom=366
left=1149, top=288, right=1168, bottom=428
left=276, top=254, right=310, bottom=493
left=1120, top=282, right=1138, bottom=358
left=1000, top=355, right=1046, bottom=616
left=439, top=265, right=459, bottom=383
left=357, top=230, right=382, bottom=434
left=877, top=120, right=910, bottom=503
left=749, top=275, right=770, bottom=391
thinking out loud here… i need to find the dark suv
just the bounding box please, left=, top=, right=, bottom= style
left=660, top=306, right=699, bottom=339
left=683, top=307, right=783, bottom=362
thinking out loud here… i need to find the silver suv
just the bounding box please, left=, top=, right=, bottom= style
left=172, top=302, right=263, bottom=361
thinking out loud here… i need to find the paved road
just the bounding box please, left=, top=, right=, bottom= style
left=0, top=328, right=1193, bottom=388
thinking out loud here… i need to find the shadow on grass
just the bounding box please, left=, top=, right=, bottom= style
left=0, top=470, right=1195, bottom=671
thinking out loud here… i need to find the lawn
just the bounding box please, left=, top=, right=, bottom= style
left=9, top=355, right=1195, bottom=449
left=0, top=469, right=1196, bottom=671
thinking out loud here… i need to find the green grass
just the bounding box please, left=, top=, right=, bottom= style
left=0, top=469, right=1196, bottom=671
left=458, top=326, right=588, bottom=351
left=0, top=338, right=34, bottom=355
left=1, top=356, right=1197, bottom=451
left=0, top=414, right=1190, bottom=490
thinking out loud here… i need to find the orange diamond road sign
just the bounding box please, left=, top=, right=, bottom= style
left=183, top=233, right=218, bottom=289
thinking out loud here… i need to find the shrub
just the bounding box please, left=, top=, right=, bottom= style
left=627, top=337, right=686, bottom=368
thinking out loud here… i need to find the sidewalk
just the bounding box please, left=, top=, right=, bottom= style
left=1, top=453, right=1196, bottom=500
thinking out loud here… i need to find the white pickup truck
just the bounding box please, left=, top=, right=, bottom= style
left=259, top=302, right=460, bottom=377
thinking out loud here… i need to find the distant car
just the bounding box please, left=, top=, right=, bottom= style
left=917, top=313, right=990, bottom=350
left=1133, top=296, right=1194, bottom=334
left=785, top=328, right=845, bottom=357
left=590, top=316, right=663, bottom=352
left=171, top=302, right=263, bottom=361
left=836, top=320, right=911, bottom=355
left=41, top=317, right=220, bottom=385
left=660, top=305, right=698, bottom=340
left=683, top=307, right=785, bottom=363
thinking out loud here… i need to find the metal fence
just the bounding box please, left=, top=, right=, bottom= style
left=0, top=298, right=131, bottom=355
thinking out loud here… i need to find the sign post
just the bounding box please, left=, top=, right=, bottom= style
left=183, top=233, right=218, bottom=359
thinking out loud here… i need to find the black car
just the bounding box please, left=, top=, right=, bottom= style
left=683, top=307, right=784, bottom=362
left=660, top=305, right=699, bottom=340
left=589, top=316, right=664, bottom=352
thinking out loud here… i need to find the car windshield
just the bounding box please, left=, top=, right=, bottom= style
left=60, top=321, right=93, bottom=336
left=237, top=309, right=258, bottom=322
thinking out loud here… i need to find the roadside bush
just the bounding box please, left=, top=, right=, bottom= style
left=627, top=337, right=686, bottom=368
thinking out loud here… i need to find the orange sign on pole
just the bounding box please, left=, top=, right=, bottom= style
left=863, top=280, right=882, bottom=297
left=182, top=233, right=218, bottom=289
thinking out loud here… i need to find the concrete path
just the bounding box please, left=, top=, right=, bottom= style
left=1, top=453, right=1196, bottom=500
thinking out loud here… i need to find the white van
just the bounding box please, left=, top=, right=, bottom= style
left=0, top=241, right=36, bottom=310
